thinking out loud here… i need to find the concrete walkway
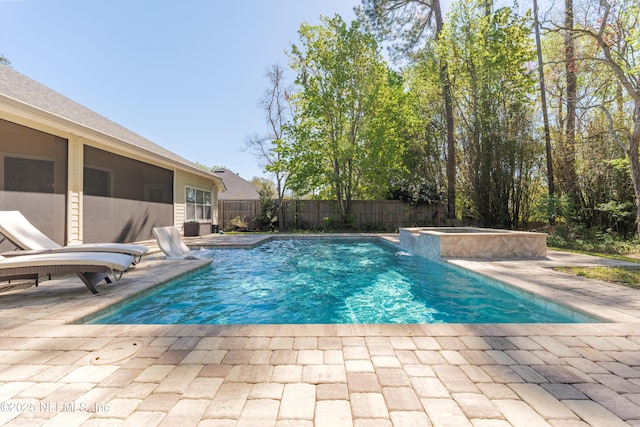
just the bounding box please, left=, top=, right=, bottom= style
left=1, top=234, right=639, bottom=426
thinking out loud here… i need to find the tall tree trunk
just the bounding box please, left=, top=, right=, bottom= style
left=533, top=0, right=555, bottom=223
left=358, top=0, right=457, bottom=219
left=562, top=0, right=578, bottom=202
left=581, top=0, right=640, bottom=237
left=630, top=105, right=640, bottom=238
left=432, top=0, right=457, bottom=220
left=443, top=68, right=456, bottom=220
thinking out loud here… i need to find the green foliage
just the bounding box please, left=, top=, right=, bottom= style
left=196, top=163, right=226, bottom=173
left=253, top=184, right=279, bottom=231
left=251, top=177, right=276, bottom=193
left=530, top=194, right=573, bottom=225
left=556, top=266, right=640, bottom=289
left=356, top=0, right=443, bottom=60
left=287, top=15, right=407, bottom=222
left=400, top=54, right=448, bottom=191
left=536, top=4, right=638, bottom=233
left=388, top=176, right=445, bottom=206
left=548, top=224, right=639, bottom=255
left=229, top=216, right=248, bottom=230
left=438, top=1, right=539, bottom=228
left=595, top=201, right=635, bottom=236
left=237, top=1, right=640, bottom=237
left=321, top=214, right=358, bottom=231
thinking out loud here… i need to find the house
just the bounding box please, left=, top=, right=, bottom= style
left=214, top=168, right=260, bottom=230
left=215, top=168, right=259, bottom=201
left=0, top=64, right=225, bottom=247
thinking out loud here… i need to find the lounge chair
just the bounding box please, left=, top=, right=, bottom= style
left=0, top=251, right=134, bottom=294
left=152, top=226, right=201, bottom=259
left=0, top=211, right=149, bottom=263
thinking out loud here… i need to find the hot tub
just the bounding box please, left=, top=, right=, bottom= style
left=399, top=227, right=547, bottom=260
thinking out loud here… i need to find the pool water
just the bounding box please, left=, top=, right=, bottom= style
left=90, top=238, right=597, bottom=324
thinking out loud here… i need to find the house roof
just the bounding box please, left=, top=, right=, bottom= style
left=215, top=169, right=260, bottom=200
left=0, top=64, right=224, bottom=190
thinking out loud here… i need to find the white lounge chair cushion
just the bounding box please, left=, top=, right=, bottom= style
left=0, top=211, right=148, bottom=257
left=0, top=211, right=59, bottom=249
left=152, top=226, right=199, bottom=259
left=0, top=252, right=134, bottom=272
left=26, top=243, right=148, bottom=256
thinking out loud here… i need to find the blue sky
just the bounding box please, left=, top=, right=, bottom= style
left=1, top=0, right=362, bottom=180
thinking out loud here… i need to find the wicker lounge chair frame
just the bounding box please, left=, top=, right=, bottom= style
left=0, top=252, right=134, bottom=294
left=1, top=265, right=112, bottom=294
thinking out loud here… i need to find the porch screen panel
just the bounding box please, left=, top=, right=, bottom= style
left=0, top=119, right=67, bottom=249
left=83, top=146, right=173, bottom=243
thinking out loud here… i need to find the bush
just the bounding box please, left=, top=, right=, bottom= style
left=388, top=177, right=445, bottom=206
left=229, top=216, right=248, bottom=231
left=548, top=224, right=639, bottom=255
left=253, top=186, right=279, bottom=231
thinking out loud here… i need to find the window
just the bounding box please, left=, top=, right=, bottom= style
left=144, top=184, right=170, bottom=203
left=186, top=186, right=212, bottom=222
left=84, top=167, right=111, bottom=197
left=4, top=157, right=54, bottom=193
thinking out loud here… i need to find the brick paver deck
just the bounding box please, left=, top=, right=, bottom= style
left=1, top=233, right=639, bottom=426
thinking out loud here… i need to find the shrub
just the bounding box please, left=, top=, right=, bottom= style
left=253, top=186, right=279, bottom=231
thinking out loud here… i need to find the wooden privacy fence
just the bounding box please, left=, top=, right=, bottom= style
left=218, top=199, right=445, bottom=231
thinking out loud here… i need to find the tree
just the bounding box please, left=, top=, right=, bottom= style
left=397, top=54, right=448, bottom=199
left=533, top=0, right=555, bottom=220
left=569, top=0, right=640, bottom=237
left=287, top=15, right=406, bottom=224
left=244, top=64, right=293, bottom=229
left=357, top=0, right=457, bottom=220
left=440, top=1, right=539, bottom=227
left=195, top=163, right=227, bottom=172
left=556, top=0, right=579, bottom=204
left=0, top=55, right=10, bottom=67
left=539, top=4, right=635, bottom=232
left=251, top=178, right=279, bottom=231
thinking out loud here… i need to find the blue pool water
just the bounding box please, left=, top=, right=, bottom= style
left=90, top=238, right=598, bottom=324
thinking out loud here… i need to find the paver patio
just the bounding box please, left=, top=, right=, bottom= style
left=1, top=233, right=639, bottom=426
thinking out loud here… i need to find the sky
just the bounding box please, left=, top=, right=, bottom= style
left=1, top=0, right=364, bottom=181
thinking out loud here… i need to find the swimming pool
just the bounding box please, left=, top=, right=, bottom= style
left=89, top=238, right=599, bottom=324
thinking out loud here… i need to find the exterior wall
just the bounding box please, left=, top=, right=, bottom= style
left=175, top=170, right=217, bottom=229
left=67, top=136, right=83, bottom=244
left=0, top=108, right=221, bottom=244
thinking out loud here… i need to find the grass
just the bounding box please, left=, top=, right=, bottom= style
left=548, top=230, right=640, bottom=289
left=555, top=266, right=640, bottom=289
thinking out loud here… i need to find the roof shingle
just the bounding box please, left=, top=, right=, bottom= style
left=0, top=64, right=220, bottom=184
left=215, top=169, right=260, bottom=200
